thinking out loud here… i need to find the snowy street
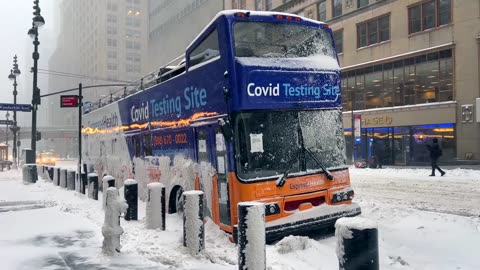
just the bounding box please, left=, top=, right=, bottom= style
left=0, top=167, right=479, bottom=270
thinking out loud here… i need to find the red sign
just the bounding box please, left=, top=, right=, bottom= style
left=60, top=95, right=79, bottom=108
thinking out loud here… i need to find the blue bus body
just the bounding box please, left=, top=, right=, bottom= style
left=84, top=10, right=360, bottom=241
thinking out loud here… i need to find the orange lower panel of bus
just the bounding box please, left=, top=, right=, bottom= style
left=209, top=169, right=361, bottom=241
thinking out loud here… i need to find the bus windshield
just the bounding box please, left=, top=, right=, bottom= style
left=234, top=21, right=336, bottom=59
left=235, top=110, right=347, bottom=180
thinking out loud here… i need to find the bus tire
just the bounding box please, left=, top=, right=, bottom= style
left=169, top=186, right=184, bottom=214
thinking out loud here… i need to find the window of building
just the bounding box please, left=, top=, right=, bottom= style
left=107, top=14, right=117, bottom=23
left=334, top=30, right=343, bottom=54
left=358, top=0, right=369, bottom=8
left=256, top=0, right=263, bottom=10
left=266, top=0, right=273, bottom=10
left=107, top=38, right=117, bottom=47
left=126, top=17, right=141, bottom=27
left=332, top=0, right=342, bottom=17
left=107, top=63, right=117, bottom=71
left=126, top=40, right=133, bottom=49
left=107, top=2, right=118, bottom=11
left=318, top=1, right=326, bottom=21
left=189, top=29, right=220, bottom=68
left=341, top=49, right=453, bottom=110
left=126, top=29, right=141, bottom=38
left=107, top=26, right=117, bottom=35
left=108, top=51, right=117, bottom=59
left=357, top=14, right=390, bottom=48
left=408, top=0, right=451, bottom=34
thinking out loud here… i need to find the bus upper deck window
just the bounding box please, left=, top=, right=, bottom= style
left=189, top=28, right=220, bottom=68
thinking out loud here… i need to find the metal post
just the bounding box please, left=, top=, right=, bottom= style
left=5, top=112, right=9, bottom=147
left=13, top=76, right=18, bottom=167
left=30, top=30, right=40, bottom=157
left=78, top=83, right=82, bottom=175
left=351, top=91, right=355, bottom=164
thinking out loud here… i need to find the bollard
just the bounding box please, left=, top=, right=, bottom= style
left=102, top=175, right=116, bottom=209
left=48, top=167, right=54, bottom=181
left=75, top=172, right=81, bottom=192
left=124, top=179, right=138, bottom=221
left=80, top=172, right=88, bottom=195
left=335, top=217, right=379, bottom=270
left=59, top=169, right=67, bottom=188
left=88, top=173, right=99, bottom=200
left=53, top=167, right=60, bottom=186
left=237, top=202, right=266, bottom=270
left=102, top=187, right=128, bottom=255
left=145, top=183, right=166, bottom=229
left=67, top=170, right=76, bottom=190
left=183, top=190, right=204, bottom=255
left=22, top=164, right=38, bottom=185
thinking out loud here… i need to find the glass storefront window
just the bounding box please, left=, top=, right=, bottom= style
left=415, top=60, right=439, bottom=103
left=355, top=73, right=365, bottom=110
left=383, top=65, right=393, bottom=107
left=340, top=49, right=452, bottom=111
left=342, top=76, right=352, bottom=111
left=439, top=58, right=453, bottom=101
left=404, top=63, right=416, bottom=105
left=365, top=71, right=383, bottom=109
left=346, top=123, right=455, bottom=165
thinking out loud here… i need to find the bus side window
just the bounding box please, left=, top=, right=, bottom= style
left=144, top=133, right=152, bottom=156
left=188, top=28, right=220, bottom=68
left=134, top=136, right=141, bottom=158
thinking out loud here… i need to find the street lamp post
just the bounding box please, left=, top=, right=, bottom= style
left=8, top=55, right=21, bottom=168
left=5, top=112, right=10, bottom=148
left=28, top=0, right=45, bottom=162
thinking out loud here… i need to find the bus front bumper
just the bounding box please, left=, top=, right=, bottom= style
left=264, top=203, right=361, bottom=242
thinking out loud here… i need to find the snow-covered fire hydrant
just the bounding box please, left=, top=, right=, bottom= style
left=102, top=187, right=128, bottom=255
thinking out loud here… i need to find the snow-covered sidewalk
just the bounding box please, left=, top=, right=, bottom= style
left=1, top=167, right=480, bottom=269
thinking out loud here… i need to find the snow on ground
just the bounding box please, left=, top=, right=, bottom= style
left=1, top=167, right=479, bottom=270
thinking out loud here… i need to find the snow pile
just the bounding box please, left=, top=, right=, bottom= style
left=275, top=235, right=312, bottom=254
left=237, top=55, right=339, bottom=71
left=124, top=179, right=137, bottom=185
left=335, top=217, right=377, bottom=265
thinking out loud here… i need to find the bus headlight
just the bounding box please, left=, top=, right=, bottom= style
left=331, top=189, right=354, bottom=203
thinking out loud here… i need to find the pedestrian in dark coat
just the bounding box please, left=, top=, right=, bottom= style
left=426, top=138, right=445, bottom=176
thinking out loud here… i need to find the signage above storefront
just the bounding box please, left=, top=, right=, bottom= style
left=362, top=115, right=393, bottom=127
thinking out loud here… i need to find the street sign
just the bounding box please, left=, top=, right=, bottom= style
left=61, top=95, right=79, bottom=107
left=0, top=120, right=15, bottom=125
left=0, top=103, right=32, bottom=112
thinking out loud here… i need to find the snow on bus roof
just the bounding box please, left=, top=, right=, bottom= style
left=187, top=10, right=326, bottom=51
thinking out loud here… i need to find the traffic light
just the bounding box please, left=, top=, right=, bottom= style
left=36, top=131, right=41, bottom=141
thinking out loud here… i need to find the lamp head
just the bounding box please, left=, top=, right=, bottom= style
left=8, top=70, right=15, bottom=80
left=33, top=15, right=45, bottom=27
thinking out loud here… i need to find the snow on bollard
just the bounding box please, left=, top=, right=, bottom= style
left=67, top=170, right=76, bottom=190
left=88, top=173, right=99, bottom=200
left=238, top=202, right=266, bottom=270
left=22, top=164, right=37, bottom=185
left=102, top=175, right=116, bottom=209
left=102, top=187, right=128, bottom=255
left=124, top=179, right=138, bottom=221
left=183, top=190, right=204, bottom=256
left=59, top=169, right=67, bottom=188
left=335, top=217, right=379, bottom=270
left=145, top=182, right=166, bottom=230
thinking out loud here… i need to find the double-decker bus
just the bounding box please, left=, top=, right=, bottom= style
left=83, top=10, right=361, bottom=241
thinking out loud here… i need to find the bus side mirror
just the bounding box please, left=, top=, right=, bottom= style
left=218, top=118, right=233, bottom=143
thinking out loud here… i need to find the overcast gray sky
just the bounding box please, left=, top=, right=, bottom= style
left=0, top=1, right=56, bottom=122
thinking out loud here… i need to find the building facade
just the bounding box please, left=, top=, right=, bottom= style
left=265, top=0, right=480, bottom=165
left=47, top=0, right=148, bottom=156
left=148, top=0, right=224, bottom=71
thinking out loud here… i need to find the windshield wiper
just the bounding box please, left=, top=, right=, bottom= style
left=297, top=122, right=334, bottom=181
left=303, top=147, right=334, bottom=181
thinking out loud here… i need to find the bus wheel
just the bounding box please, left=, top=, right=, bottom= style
left=169, top=186, right=184, bottom=214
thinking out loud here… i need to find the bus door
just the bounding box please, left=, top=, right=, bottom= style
left=195, top=125, right=231, bottom=227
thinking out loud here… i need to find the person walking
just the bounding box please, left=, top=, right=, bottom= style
left=426, top=138, right=445, bottom=176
